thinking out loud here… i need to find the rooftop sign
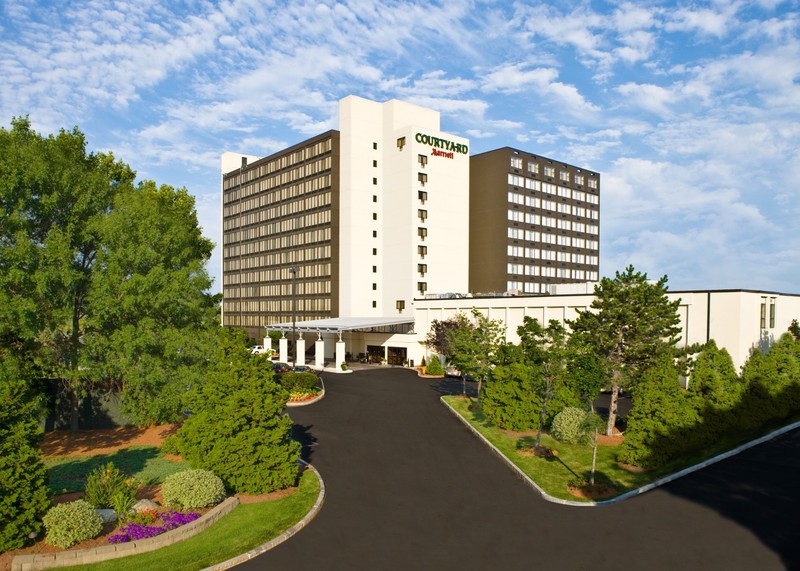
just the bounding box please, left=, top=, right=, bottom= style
left=415, top=132, right=468, bottom=156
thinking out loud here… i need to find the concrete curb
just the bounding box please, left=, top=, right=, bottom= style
left=12, top=497, right=240, bottom=571
left=202, top=460, right=326, bottom=570
left=440, top=396, right=800, bottom=507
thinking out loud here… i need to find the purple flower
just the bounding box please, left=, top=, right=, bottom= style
left=107, top=511, right=202, bottom=543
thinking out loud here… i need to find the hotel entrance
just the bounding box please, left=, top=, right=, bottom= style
left=387, top=347, right=407, bottom=366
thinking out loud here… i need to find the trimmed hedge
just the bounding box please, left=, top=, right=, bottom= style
left=161, top=469, right=226, bottom=509
left=43, top=500, right=103, bottom=548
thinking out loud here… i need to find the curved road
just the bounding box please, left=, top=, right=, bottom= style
left=238, top=368, right=800, bottom=570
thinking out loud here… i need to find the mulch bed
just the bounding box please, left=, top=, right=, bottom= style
left=567, top=483, right=618, bottom=500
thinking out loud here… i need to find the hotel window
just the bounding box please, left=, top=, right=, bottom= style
left=526, top=178, right=541, bottom=191
left=373, top=177, right=377, bottom=185
left=525, top=230, right=539, bottom=242
left=511, top=156, right=522, bottom=169
left=525, top=195, right=539, bottom=208
left=373, top=142, right=378, bottom=150
left=770, top=298, right=776, bottom=328
left=558, top=219, right=571, bottom=230
left=418, top=190, right=427, bottom=204
left=542, top=216, right=556, bottom=227
left=541, top=266, right=555, bottom=277
left=372, top=301, right=377, bottom=308
left=508, top=209, right=523, bottom=222
left=573, top=190, right=585, bottom=201
left=418, top=282, right=428, bottom=295
left=507, top=263, right=523, bottom=274
left=542, top=199, right=555, bottom=211
left=418, top=227, right=428, bottom=240
left=372, top=248, right=377, bottom=255
left=507, top=281, right=523, bottom=291
left=560, top=171, right=570, bottom=182
left=508, top=227, right=523, bottom=239
left=508, top=174, right=524, bottom=187
left=372, top=283, right=377, bottom=290
left=557, top=186, right=570, bottom=198
left=557, top=268, right=570, bottom=278
left=760, top=300, right=767, bottom=329
left=558, top=203, right=569, bottom=214
left=524, top=212, right=540, bottom=225
left=373, top=230, right=377, bottom=238
left=573, top=206, right=585, bottom=217
left=557, top=235, right=571, bottom=246
left=508, top=191, right=524, bottom=205
left=541, top=249, right=555, bottom=261
left=418, top=209, right=427, bottom=222
left=373, top=213, right=377, bottom=220
left=418, top=245, right=427, bottom=258
left=544, top=166, right=555, bottom=177
left=373, top=160, right=377, bottom=167
left=507, top=245, right=523, bottom=257
left=418, top=264, right=427, bottom=276
left=396, top=137, right=406, bottom=150
left=575, top=175, right=584, bottom=185
left=418, top=173, right=428, bottom=185
left=373, top=195, right=377, bottom=202
left=528, top=162, right=539, bottom=174
left=525, top=246, right=538, bottom=258
left=525, top=264, right=539, bottom=276
left=557, top=251, right=570, bottom=262
left=588, top=177, right=598, bottom=189
left=372, top=265, right=377, bottom=273
left=418, top=154, right=428, bottom=167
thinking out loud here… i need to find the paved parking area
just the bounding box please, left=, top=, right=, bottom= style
left=237, top=368, right=800, bottom=570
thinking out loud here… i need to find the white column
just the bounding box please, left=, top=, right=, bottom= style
left=296, top=338, right=306, bottom=366
left=279, top=337, right=288, bottom=363
left=335, top=340, right=346, bottom=370
left=315, top=338, right=325, bottom=368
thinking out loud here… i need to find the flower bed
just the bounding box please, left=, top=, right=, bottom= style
left=108, top=510, right=201, bottom=543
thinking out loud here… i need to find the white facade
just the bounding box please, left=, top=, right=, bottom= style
left=338, top=95, right=470, bottom=318
left=340, top=289, right=800, bottom=372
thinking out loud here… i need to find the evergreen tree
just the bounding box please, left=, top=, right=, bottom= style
left=178, top=328, right=301, bottom=494
left=569, top=266, right=682, bottom=435
left=618, top=358, right=698, bottom=468
left=482, top=363, right=540, bottom=431
left=0, top=374, right=52, bottom=551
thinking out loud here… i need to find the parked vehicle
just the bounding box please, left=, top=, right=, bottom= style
left=273, top=362, right=293, bottom=374
left=445, top=366, right=461, bottom=377
left=250, top=345, right=265, bottom=355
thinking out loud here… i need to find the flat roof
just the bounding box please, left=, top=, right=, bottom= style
left=266, top=316, right=414, bottom=333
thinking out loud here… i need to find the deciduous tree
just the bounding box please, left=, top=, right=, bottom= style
left=447, top=309, right=505, bottom=402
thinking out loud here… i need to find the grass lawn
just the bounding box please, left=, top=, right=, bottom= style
left=444, top=396, right=661, bottom=502
left=45, top=446, right=188, bottom=494
left=445, top=395, right=800, bottom=503
left=60, top=468, right=320, bottom=571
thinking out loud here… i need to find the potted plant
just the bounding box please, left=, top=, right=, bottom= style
left=341, top=361, right=348, bottom=371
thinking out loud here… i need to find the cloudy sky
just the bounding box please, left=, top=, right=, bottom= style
left=2, top=0, right=798, bottom=293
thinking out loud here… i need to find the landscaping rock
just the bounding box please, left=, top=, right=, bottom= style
left=96, top=509, right=118, bottom=523
left=131, top=499, right=159, bottom=512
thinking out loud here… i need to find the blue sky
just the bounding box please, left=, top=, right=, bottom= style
left=2, top=0, right=799, bottom=294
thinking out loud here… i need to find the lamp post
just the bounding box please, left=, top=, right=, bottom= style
left=289, top=266, right=298, bottom=363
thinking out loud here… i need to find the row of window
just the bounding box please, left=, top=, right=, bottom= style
left=507, top=253, right=598, bottom=271
left=510, top=157, right=598, bottom=188
left=507, top=175, right=599, bottom=202
left=760, top=298, right=777, bottom=329
left=224, top=233, right=331, bottom=260
left=223, top=142, right=332, bottom=191
left=506, top=271, right=599, bottom=291
left=507, top=192, right=598, bottom=218
left=224, top=172, right=333, bottom=212
left=507, top=210, right=599, bottom=234
left=224, top=296, right=332, bottom=314
left=507, top=229, right=598, bottom=249
left=507, top=244, right=599, bottom=258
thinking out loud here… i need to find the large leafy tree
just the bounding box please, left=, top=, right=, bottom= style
left=0, top=118, right=216, bottom=428
left=84, top=182, right=216, bottom=424
left=178, top=328, right=301, bottom=494
left=569, top=266, right=682, bottom=436
left=423, top=316, right=462, bottom=360
left=447, top=309, right=505, bottom=401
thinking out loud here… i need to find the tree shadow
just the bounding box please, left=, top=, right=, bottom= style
left=291, top=423, right=318, bottom=464
left=47, top=446, right=162, bottom=494
left=630, top=380, right=800, bottom=569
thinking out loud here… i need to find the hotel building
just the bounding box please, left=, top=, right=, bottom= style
left=221, top=95, right=470, bottom=339
left=469, top=147, right=600, bottom=295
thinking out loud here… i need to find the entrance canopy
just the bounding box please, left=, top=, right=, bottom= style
left=266, top=316, right=414, bottom=335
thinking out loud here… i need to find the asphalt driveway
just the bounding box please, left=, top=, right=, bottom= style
left=237, top=368, right=800, bottom=570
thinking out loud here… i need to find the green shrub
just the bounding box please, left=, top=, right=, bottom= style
left=551, top=407, right=589, bottom=444
left=42, top=500, right=103, bottom=548
left=161, top=469, right=226, bottom=509
left=160, top=434, right=182, bottom=456
left=425, top=356, right=444, bottom=376
left=0, top=378, right=52, bottom=551
left=84, top=462, right=137, bottom=510
left=179, top=328, right=301, bottom=494
left=277, top=372, right=319, bottom=392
